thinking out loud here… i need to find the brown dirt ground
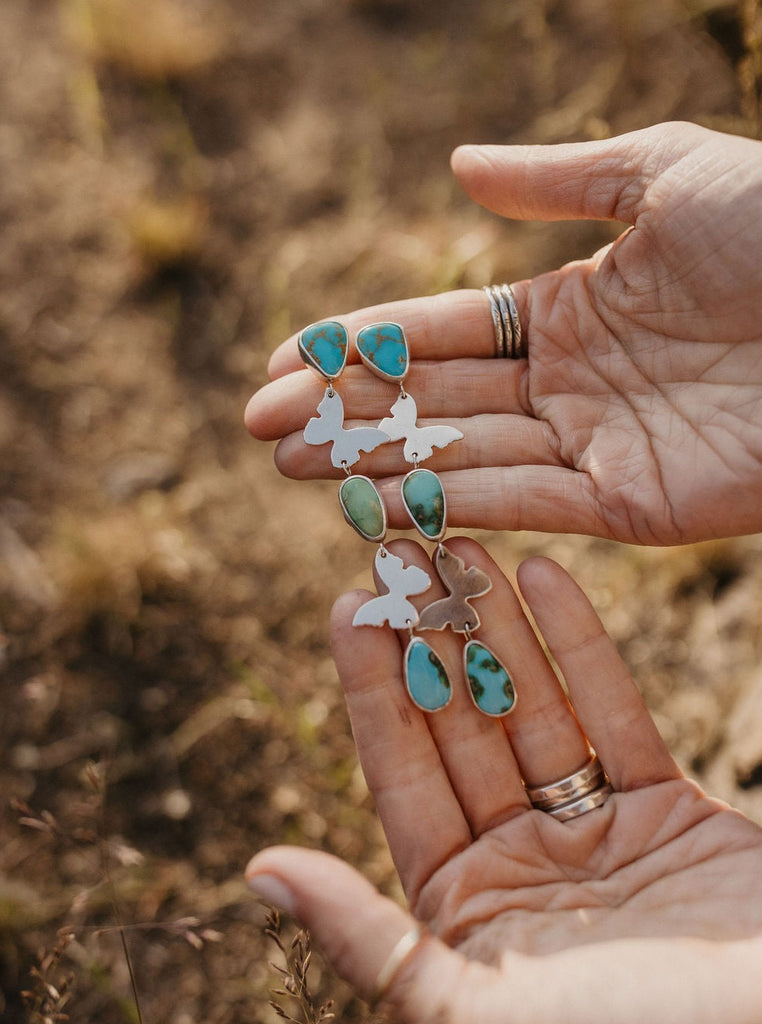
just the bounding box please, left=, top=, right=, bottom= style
left=1, top=0, right=762, bottom=1021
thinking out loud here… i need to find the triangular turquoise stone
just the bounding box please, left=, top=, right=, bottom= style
left=298, top=321, right=348, bottom=380
left=464, top=640, right=515, bottom=717
left=404, top=637, right=451, bottom=712
left=401, top=468, right=446, bottom=540
left=356, top=322, right=409, bottom=382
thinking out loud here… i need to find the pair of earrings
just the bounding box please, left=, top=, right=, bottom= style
left=298, top=319, right=516, bottom=719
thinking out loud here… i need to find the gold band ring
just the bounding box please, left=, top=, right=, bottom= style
left=372, top=925, right=424, bottom=1003
left=525, top=753, right=605, bottom=809
left=546, top=783, right=614, bottom=821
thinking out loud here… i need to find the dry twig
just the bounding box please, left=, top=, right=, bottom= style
left=265, top=908, right=335, bottom=1024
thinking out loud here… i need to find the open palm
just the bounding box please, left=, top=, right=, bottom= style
left=247, top=540, right=762, bottom=1022
left=413, top=779, right=762, bottom=959
left=246, top=122, right=762, bottom=544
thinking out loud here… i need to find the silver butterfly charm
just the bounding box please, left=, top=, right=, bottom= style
left=352, top=548, right=431, bottom=629
left=304, top=388, right=390, bottom=469
left=377, top=394, right=463, bottom=464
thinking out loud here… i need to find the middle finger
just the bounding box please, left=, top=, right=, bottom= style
left=439, top=539, right=591, bottom=795
left=266, top=288, right=503, bottom=379
left=274, top=412, right=562, bottom=479
left=246, top=357, right=529, bottom=442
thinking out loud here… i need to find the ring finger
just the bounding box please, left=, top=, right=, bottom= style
left=441, top=538, right=591, bottom=794
left=273, top=413, right=562, bottom=479
left=247, top=357, right=531, bottom=444
left=266, top=286, right=530, bottom=379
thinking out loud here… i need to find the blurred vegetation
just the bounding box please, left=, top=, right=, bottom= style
left=1, top=0, right=761, bottom=1021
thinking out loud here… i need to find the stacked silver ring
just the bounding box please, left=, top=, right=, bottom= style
left=525, top=754, right=613, bottom=821
left=483, top=283, right=523, bottom=359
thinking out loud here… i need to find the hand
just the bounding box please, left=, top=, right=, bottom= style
left=247, top=539, right=762, bottom=1023
left=246, top=121, right=762, bottom=544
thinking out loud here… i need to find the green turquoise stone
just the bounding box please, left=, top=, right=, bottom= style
left=401, top=468, right=446, bottom=540
left=298, top=321, right=348, bottom=380
left=465, top=640, right=515, bottom=717
left=356, top=322, right=409, bottom=382
left=339, top=475, right=386, bottom=542
left=404, top=637, right=451, bottom=712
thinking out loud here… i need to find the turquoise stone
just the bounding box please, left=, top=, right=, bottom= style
left=401, top=468, right=446, bottom=540
left=339, top=475, right=386, bottom=542
left=356, top=322, right=409, bottom=382
left=298, top=321, right=348, bottom=380
left=404, top=637, right=452, bottom=712
left=464, top=640, right=515, bottom=717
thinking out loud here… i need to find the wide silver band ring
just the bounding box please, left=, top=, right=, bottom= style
left=372, top=925, right=424, bottom=1003
left=483, top=284, right=523, bottom=359
left=546, top=782, right=614, bottom=821
left=525, top=753, right=605, bottom=809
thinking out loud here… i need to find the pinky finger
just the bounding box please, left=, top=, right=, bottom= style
left=516, top=556, right=682, bottom=792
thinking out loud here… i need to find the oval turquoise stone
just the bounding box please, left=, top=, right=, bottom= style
left=464, top=640, right=515, bottom=717
left=404, top=637, right=451, bottom=712
left=339, top=475, right=386, bottom=542
left=401, top=468, right=446, bottom=540
left=298, top=321, right=348, bottom=380
left=356, top=322, right=409, bottom=382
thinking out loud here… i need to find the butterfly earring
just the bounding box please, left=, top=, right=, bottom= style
left=299, top=321, right=389, bottom=470
left=355, top=322, right=516, bottom=718
left=355, top=322, right=464, bottom=463
left=339, top=474, right=453, bottom=713
left=414, top=515, right=516, bottom=719
left=298, top=321, right=450, bottom=711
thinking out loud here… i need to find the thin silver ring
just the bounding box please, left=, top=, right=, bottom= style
left=372, top=925, right=424, bottom=1003
left=483, top=284, right=524, bottom=358
left=493, top=287, right=512, bottom=358
left=502, top=284, right=522, bottom=358
left=546, top=783, right=614, bottom=821
left=525, top=753, right=604, bottom=809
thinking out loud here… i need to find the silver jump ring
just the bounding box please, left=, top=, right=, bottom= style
left=372, top=925, right=425, bottom=1003
left=525, top=753, right=605, bottom=810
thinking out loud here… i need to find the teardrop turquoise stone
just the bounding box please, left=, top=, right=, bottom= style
left=464, top=640, right=515, bottom=717
left=404, top=637, right=451, bottom=712
left=401, top=468, right=446, bottom=540
left=298, top=321, right=348, bottom=380
left=339, top=475, right=386, bottom=542
left=356, top=322, right=409, bottom=382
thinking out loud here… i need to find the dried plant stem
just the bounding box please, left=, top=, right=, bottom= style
left=264, top=908, right=335, bottom=1024
left=91, top=762, right=146, bottom=1024
left=21, top=928, right=76, bottom=1024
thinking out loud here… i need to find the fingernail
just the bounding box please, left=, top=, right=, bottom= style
left=246, top=872, right=296, bottom=915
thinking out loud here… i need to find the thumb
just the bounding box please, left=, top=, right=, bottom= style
left=450, top=121, right=699, bottom=225
left=246, top=846, right=486, bottom=1019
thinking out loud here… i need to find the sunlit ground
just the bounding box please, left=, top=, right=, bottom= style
left=1, top=0, right=761, bottom=1021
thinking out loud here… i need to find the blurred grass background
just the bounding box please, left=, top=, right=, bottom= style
left=1, top=0, right=762, bottom=1020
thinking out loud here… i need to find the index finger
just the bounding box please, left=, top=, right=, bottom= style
left=267, top=287, right=528, bottom=379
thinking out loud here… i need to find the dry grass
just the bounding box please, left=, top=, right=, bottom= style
left=264, top=910, right=334, bottom=1024
left=1, top=0, right=762, bottom=1021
